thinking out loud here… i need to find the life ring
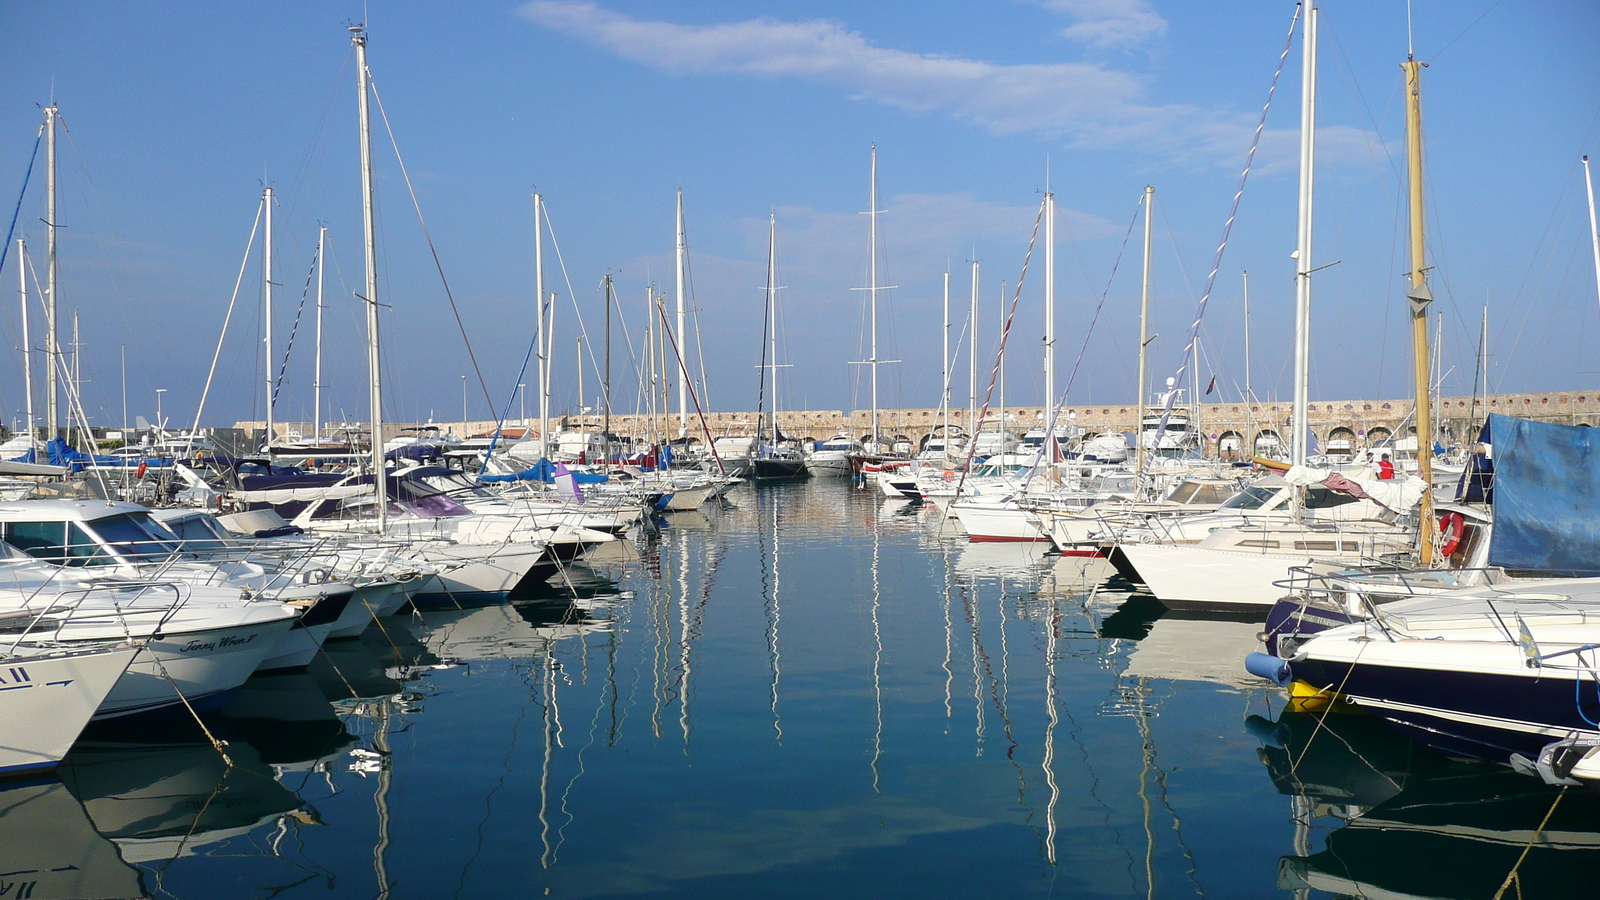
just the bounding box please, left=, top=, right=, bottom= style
left=1438, top=511, right=1465, bottom=557
left=942, top=470, right=956, bottom=483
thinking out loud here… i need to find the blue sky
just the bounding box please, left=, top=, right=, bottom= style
left=2, top=1, right=1597, bottom=431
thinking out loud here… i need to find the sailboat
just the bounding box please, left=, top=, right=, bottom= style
left=1111, top=4, right=1426, bottom=610
left=751, top=213, right=807, bottom=480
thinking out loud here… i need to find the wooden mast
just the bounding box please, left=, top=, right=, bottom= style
left=1404, top=57, right=1435, bottom=564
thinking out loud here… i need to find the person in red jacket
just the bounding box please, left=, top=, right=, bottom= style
left=1378, top=452, right=1396, bottom=480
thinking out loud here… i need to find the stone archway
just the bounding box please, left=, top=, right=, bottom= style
left=1326, top=426, right=1357, bottom=457
left=1254, top=429, right=1284, bottom=455
left=1217, top=430, right=1245, bottom=459
left=1365, top=426, right=1392, bottom=447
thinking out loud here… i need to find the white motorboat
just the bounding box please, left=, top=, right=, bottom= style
left=0, top=642, right=139, bottom=773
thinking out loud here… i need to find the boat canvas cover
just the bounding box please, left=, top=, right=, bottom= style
left=1488, top=413, right=1600, bottom=574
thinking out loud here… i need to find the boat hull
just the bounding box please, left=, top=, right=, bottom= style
left=0, top=647, right=138, bottom=773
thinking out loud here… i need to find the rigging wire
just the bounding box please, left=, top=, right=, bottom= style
left=1137, top=1, right=1302, bottom=485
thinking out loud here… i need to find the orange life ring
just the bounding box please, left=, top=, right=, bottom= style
left=942, top=470, right=956, bottom=483
left=1438, top=511, right=1465, bottom=557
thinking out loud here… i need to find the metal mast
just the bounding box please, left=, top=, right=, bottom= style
left=675, top=187, right=688, bottom=439
left=44, top=104, right=59, bottom=437
left=263, top=185, right=276, bottom=449
left=1136, top=185, right=1153, bottom=477
left=1243, top=269, right=1253, bottom=455
left=353, top=25, right=386, bottom=531
left=969, top=259, right=979, bottom=440
left=17, top=238, right=33, bottom=444
left=767, top=213, right=779, bottom=447
left=1291, top=5, right=1318, bottom=467
left=534, top=193, right=548, bottom=458
left=942, top=269, right=950, bottom=447
left=1584, top=156, right=1600, bottom=320
left=869, top=145, right=881, bottom=446
left=1043, top=172, right=1056, bottom=435
left=314, top=224, right=325, bottom=443
left=1404, top=55, right=1435, bottom=564
left=603, top=273, right=613, bottom=443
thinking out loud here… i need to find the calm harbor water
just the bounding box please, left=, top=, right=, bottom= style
left=7, top=480, right=1593, bottom=899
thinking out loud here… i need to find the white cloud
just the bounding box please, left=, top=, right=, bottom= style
left=516, top=2, right=1367, bottom=172
left=1031, top=0, right=1169, bottom=49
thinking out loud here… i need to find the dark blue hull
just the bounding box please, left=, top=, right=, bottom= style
left=1288, top=655, right=1600, bottom=762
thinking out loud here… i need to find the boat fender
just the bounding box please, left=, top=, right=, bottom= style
left=1437, top=511, right=1465, bottom=556
left=1244, top=652, right=1292, bottom=687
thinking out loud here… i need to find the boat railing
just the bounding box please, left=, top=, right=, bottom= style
left=2, top=578, right=194, bottom=653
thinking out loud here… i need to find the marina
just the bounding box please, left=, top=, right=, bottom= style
left=4, top=2, right=1600, bottom=898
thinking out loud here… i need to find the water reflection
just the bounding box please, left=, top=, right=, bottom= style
left=18, top=479, right=1578, bottom=898
left=1249, top=704, right=1600, bottom=900
left=0, top=778, right=142, bottom=900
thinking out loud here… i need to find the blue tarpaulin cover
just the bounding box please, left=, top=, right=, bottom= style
left=1487, top=413, right=1600, bottom=574
left=476, top=458, right=609, bottom=485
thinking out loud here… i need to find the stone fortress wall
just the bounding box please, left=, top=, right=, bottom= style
left=241, top=389, right=1600, bottom=457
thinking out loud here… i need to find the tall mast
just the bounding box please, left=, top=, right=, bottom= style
left=1043, top=171, right=1055, bottom=429
left=263, top=184, right=276, bottom=449
left=534, top=192, right=548, bottom=458
left=17, top=238, right=33, bottom=444
left=998, top=279, right=1006, bottom=444
left=353, top=25, right=386, bottom=530
left=767, top=213, right=779, bottom=447
left=603, top=274, right=613, bottom=444
left=1584, top=156, right=1600, bottom=320
left=1291, top=5, right=1318, bottom=467
left=969, top=259, right=979, bottom=440
left=1136, top=185, right=1154, bottom=476
left=675, top=187, right=688, bottom=439
left=43, top=104, right=59, bottom=437
left=869, top=144, right=881, bottom=446
left=646, top=284, right=656, bottom=444
left=70, top=312, right=80, bottom=416
left=942, top=269, right=950, bottom=446
left=314, top=224, right=325, bottom=442
left=1479, top=305, right=1488, bottom=429
left=1243, top=269, right=1252, bottom=455
left=577, top=335, right=584, bottom=436
left=1404, top=54, right=1435, bottom=563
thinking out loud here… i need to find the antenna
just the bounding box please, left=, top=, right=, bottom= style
left=1406, top=0, right=1415, bottom=61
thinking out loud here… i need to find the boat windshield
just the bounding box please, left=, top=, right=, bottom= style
left=156, top=515, right=233, bottom=551
left=84, top=512, right=182, bottom=559
left=1218, top=484, right=1279, bottom=510
left=1165, top=481, right=1234, bottom=504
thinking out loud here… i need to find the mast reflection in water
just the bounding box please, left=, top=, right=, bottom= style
left=1, top=479, right=1577, bottom=899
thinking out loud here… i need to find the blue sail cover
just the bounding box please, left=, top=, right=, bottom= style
left=1487, top=413, right=1600, bottom=574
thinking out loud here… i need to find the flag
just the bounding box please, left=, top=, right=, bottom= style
left=1205, top=375, right=1217, bottom=395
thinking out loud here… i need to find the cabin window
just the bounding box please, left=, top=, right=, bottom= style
left=1237, top=539, right=1280, bottom=549
left=1219, top=485, right=1277, bottom=510
left=1293, top=540, right=1361, bottom=552
left=2, top=521, right=67, bottom=562
left=1303, top=488, right=1359, bottom=510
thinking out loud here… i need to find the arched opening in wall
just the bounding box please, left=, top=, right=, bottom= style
left=1326, top=426, right=1357, bottom=458
left=1366, top=426, right=1392, bottom=448
left=1255, top=429, right=1284, bottom=456
left=1218, top=430, right=1244, bottom=459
